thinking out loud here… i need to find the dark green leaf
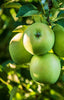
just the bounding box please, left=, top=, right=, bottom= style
left=61, top=74, right=64, bottom=82
left=16, top=4, right=39, bottom=17
left=57, top=10, right=64, bottom=17
left=55, top=18, right=64, bottom=27
left=61, top=59, right=64, bottom=66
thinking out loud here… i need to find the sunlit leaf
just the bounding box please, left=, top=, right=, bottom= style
left=12, top=25, right=28, bottom=33
left=2, top=2, right=21, bottom=9
left=0, top=65, right=3, bottom=72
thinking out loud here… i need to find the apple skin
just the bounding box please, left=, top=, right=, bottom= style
left=9, top=33, right=32, bottom=64
left=30, top=53, right=61, bottom=84
left=53, top=24, right=64, bottom=57
left=23, top=23, right=55, bottom=55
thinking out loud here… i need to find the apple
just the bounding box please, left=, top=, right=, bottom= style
left=23, top=23, right=55, bottom=55
left=30, top=53, right=61, bottom=84
left=53, top=24, right=64, bottom=57
left=9, top=33, right=32, bottom=64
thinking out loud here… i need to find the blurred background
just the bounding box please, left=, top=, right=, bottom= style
left=0, top=0, right=64, bottom=100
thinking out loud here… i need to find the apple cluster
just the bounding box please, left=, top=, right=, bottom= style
left=9, top=23, right=63, bottom=84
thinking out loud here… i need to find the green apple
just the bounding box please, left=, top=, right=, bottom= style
left=23, top=23, right=55, bottom=55
left=30, top=53, right=61, bottom=84
left=9, top=33, right=32, bottom=64
left=53, top=24, right=64, bottom=57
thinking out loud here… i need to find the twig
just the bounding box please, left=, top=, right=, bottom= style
left=0, top=78, right=12, bottom=91
left=47, top=0, right=53, bottom=24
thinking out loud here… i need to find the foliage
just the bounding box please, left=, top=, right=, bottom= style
left=0, top=0, right=64, bottom=100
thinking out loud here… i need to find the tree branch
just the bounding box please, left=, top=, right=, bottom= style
left=48, top=0, right=53, bottom=9
left=47, top=0, right=53, bottom=25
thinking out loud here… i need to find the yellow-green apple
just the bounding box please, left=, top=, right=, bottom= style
left=30, top=53, right=61, bottom=84
left=23, top=23, right=55, bottom=55
left=53, top=24, right=64, bottom=57
left=9, top=33, right=32, bottom=64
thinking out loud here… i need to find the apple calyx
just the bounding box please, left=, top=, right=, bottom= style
left=35, top=32, right=41, bottom=38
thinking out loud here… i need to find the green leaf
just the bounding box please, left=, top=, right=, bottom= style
left=52, top=0, right=59, bottom=8
left=0, top=65, right=3, bottom=72
left=2, top=2, right=21, bottom=9
left=61, top=74, right=64, bottom=82
left=10, top=87, right=18, bottom=100
left=16, top=4, right=39, bottom=17
left=57, top=11, right=64, bottom=17
left=55, top=18, right=64, bottom=27
left=57, top=0, right=64, bottom=3
left=50, top=8, right=60, bottom=22
left=12, top=25, right=28, bottom=33
left=33, top=15, right=41, bottom=23
left=61, top=59, right=64, bottom=66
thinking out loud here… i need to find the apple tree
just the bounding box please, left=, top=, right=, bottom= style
left=0, top=0, right=64, bottom=100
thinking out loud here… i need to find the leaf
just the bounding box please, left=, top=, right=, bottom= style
left=57, top=0, right=64, bottom=3
left=33, top=15, right=41, bottom=22
left=16, top=4, right=39, bottom=17
left=12, top=25, right=28, bottom=33
left=10, top=87, right=18, bottom=100
left=55, top=18, right=64, bottom=27
left=2, top=2, right=21, bottom=9
left=61, top=59, right=64, bottom=66
left=52, top=0, right=59, bottom=8
left=62, top=74, right=64, bottom=82
left=57, top=10, right=64, bottom=17
left=0, top=65, right=3, bottom=72
left=50, top=8, right=60, bottom=22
